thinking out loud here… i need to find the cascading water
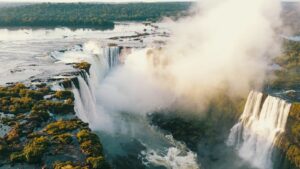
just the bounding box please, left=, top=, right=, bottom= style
left=103, top=46, right=120, bottom=68
left=227, top=91, right=291, bottom=169
left=55, top=42, right=200, bottom=169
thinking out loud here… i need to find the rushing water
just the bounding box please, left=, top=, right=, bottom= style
left=0, top=22, right=294, bottom=169
left=227, top=91, right=291, bottom=169
left=66, top=43, right=200, bottom=169
left=0, top=22, right=169, bottom=85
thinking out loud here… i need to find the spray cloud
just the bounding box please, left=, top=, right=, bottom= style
left=148, top=0, right=282, bottom=110
left=96, top=0, right=282, bottom=114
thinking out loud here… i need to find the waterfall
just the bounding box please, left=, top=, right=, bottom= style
left=227, top=91, right=291, bottom=169
left=72, top=75, right=97, bottom=123
left=103, top=46, right=120, bottom=68
left=53, top=43, right=200, bottom=168
left=72, top=82, right=89, bottom=122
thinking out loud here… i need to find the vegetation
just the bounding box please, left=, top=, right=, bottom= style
left=0, top=82, right=108, bottom=168
left=276, top=103, right=300, bottom=168
left=23, top=136, right=49, bottom=163
left=44, top=119, right=82, bottom=135
left=53, top=161, right=82, bottom=169
left=268, top=40, right=300, bottom=91
left=74, top=62, right=91, bottom=74
left=0, top=2, right=191, bottom=29
left=86, top=156, right=105, bottom=169
left=151, top=93, right=246, bottom=150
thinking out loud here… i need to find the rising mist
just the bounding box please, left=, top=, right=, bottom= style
left=95, top=0, right=283, bottom=114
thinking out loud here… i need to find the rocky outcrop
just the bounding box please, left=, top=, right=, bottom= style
left=0, top=62, right=110, bottom=169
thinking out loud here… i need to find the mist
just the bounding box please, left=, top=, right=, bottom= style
left=94, top=0, right=283, bottom=115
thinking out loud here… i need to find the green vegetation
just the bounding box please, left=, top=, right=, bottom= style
left=0, top=82, right=108, bottom=168
left=77, top=129, right=105, bottom=169
left=54, top=90, right=74, bottom=100
left=51, top=133, right=73, bottom=144
left=268, top=40, right=300, bottom=90
left=0, top=2, right=191, bottom=29
left=86, top=156, right=105, bottom=169
left=74, top=62, right=91, bottom=74
left=23, top=136, right=49, bottom=163
left=276, top=103, right=300, bottom=168
left=9, top=136, right=49, bottom=163
left=44, top=119, right=82, bottom=135
left=53, top=161, right=83, bottom=169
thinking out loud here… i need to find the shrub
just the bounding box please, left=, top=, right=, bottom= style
left=10, top=152, right=25, bottom=163
left=77, top=129, right=103, bottom=156
left=29, top=109, right=50, bottom=122
left=287, top=145, right=300, bottom=168
left=54, top=90, right=74, bottom=100
left=5, top=125, right=20, bottom=142
left=53, top=161, right=82, bottom=169
left=52, top=133, right=73, bottom=144
left=23, top=136, right=49, bottom=163
left=77, top=129, right=93, bottom=142
left=33, top=100, right=74, bottom=114
left=44, top=120, right=80, bottom=135
left=290, top=103, right=300, bottom=120
left=73, top=62, right=91, bottom=73
left=86, top=156, right=105, bottom=169
left=79, top=140, right=102, bottom=157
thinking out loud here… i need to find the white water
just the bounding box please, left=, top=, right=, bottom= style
left=63, top=43, right=199, bottom=169
left=143, top=135, right=199, bottom=169
left=104, top=46, right=120, bottom=68
left=227, top=91, right=291, bottom=169
left=0, top=22, right=169, bottom=85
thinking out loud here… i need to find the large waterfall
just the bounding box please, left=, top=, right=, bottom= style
left=227, top=91, right=291, bottom=169
left=56, top=42, right=199, bottom=169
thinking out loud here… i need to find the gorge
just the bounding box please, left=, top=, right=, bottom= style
left=0, top=0, right=300, bottom=169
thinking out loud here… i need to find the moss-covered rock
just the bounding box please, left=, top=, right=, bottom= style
left=10, top=151, right=25, bottom=163
left=5, top=124, right=21, bottom=142
left=44, top=119, right=81, bottom=135
left=53, top=161, right=83, bottom=169
left=77, top=129, right=103, bottom=156
left=33, top=100, right=74, bottom=115
left=29, top=109, right=50, bottom=122
left=86, top=156, right=105, bottom=169
left=73, top=62, right=91, bottom=74
left=0, top=82, right=108, bottom=168
left=23, top=136, right=49, bottom=163
left=54, top=90, right=74, bottom=100
left=51, top=133, right=73, bottom=144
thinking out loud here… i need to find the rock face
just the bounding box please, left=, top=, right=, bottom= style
left=0, top=63, right=110, bottom=169
left=275, top=103, right=300, bottom=169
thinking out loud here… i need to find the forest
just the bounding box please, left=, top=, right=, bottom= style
left=0, top=2, right=191, bottom=29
